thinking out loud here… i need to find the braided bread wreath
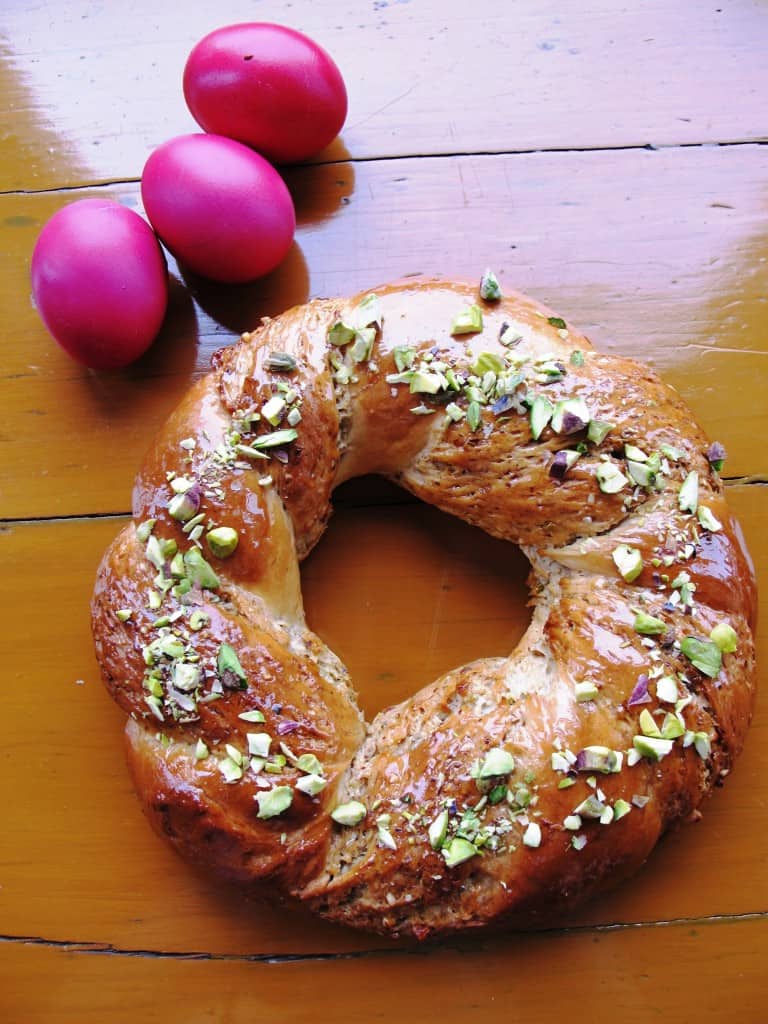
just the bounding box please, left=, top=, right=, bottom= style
left=92, top=276, right=757, bottom=939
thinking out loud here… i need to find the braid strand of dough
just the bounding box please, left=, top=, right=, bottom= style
left=92, top=278, right=757, bottom=938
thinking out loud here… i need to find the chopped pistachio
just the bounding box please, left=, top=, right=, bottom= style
left=558, top=777, right=576, bottom=790
left=549, top=449, right=581, bottom=479
left=633, top=611, right=667, bottom=636
left=499, top=323, right=523, bottom=347
left=596, top=461, right=629, bottom=494
left=194, top=739, right=208, bottom=760
left=587, top=419, right=613, bottom=445
left=168, top=491, right=200, bottom=523
left=710, top=622, right=738, bottom=654
left=547, top=316, right=567, bottom=330
left=571, top=834, right=588, bottom=851
left=264, top=754, right=287, bottom=774
left=474, top=748, right=516, bottom=779
left=265, top=351, right=297, bottom=372
left=145, top=535, right=166, bottom=571
left=627, top=460, right=656, bottom=488
left=693, top=732, right=712, bottom=759
left=206, top=526, right=239, bottom=559
left=530, top=395, right=554, bottom=440
left=613, top=799, right=632, bottom=821
left=392, top=346, right=417, bottom=372
left=570, top=350, right=585, bottom=367
left=466, top=401, right=482, bottom=431
left=678, top=471, right=699, bottom=514
left=261, top=396, right=286, bottom=427
left=218, top=757, right=243, bottom=784
left=328, top=321, right=356, bottom=347
left=247, top=733, right=272, bottom=758
left=479, top=269, right=502, bottom=301
left=660, top=712, right=685, bottom=740
left=428, top=809, right=449, bottom=850
left=408, top=370, right=446, bottom=395
left=660, top=443, right=684, bottom=462
left=376, top=814, right=398, bottom=851
left=632, top=735, right=674, bottom=761
left=256, top=786, right=293, bottom=819
left=624, top=443, right=648, bottom=462
left=471, top=351, right=505, bottom=376
left=286, top=407, right=302, bottom=428
left=438, top=836, right=476, bottom=867
left=238, top=709, right=266, bottom=723
left=251, top=428, right=298, bottom=450
left=573, top=794, right=606, bottom=820
left=612, top=544, right=643, bottom=583
left=217, top=643, right=247, bottom=689
left=575, top=680, right=599, bottom=702
left=330, top=800, right=367, bottom=826
left=563, top=814, right=582, bottom=831
left=349, top=327, right=376, bottom=363
left=169, top=552, right=186, bottom=578
left=182, top=512, right=206, bottom=534
left=170, top=476, right=195, bottom=495
left=147, top=590, right=162, bottom=611
left=639, top=709, right=662, bottom=738
left=295, top=773, right=327, bottom=796
left=680, top=636, right=722, bottom=678
left=697, top=505, right=723, bottom=532
left=188, top=610, right=209, bottom=632
left=234, top=443, right=270, bottom=461
left=183, top=548, right=219, bottom=589
left=575, top=746, right=623, bottom=774
left=523, top=822, right=542, bottom=848
left=136, top=519, right=156, bottom=543
left=115, top=608, right=132, bottom=623
left=655, top=675, right=679, bottom=704
left=551, top=397, right=590, bottom=435
left=445, top=402, right=464, bottom=423
left=296, top=753, right=324, bottom=776
left=173, top=662, right=200, bottom=692
left=450, top=304, right=483, bottom=335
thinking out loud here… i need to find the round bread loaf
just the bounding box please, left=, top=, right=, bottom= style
left=92, top=277, right=757, bottom=939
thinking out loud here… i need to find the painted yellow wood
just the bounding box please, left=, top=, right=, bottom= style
left=3, top=917, right=766, bottom=1023
left=1, top=1, right=766, bottom=190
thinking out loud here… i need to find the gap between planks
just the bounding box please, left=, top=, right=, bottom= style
left=0, top=909, right=765, bottom=962
left=2, top=137, right=767, bottom=199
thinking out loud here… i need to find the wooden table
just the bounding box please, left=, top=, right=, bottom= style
left=1, top=2, right=766, bottom=1019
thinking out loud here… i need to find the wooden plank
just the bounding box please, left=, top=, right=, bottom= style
left=1, top=1, right=767, bottom=191
left=0, top=484, right=764, bottom=954
left=2, top=916, right=766, bottom=1023
left=2, top=143, right=767, bottom=520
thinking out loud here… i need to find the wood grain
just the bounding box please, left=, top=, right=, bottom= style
left=2, top=916, right=766, bottom=1023
left=1, top=1, right=767, bottom=191
left=2, top=143, right=767, bottom=521
left=0, top=484, right=764, bottom=955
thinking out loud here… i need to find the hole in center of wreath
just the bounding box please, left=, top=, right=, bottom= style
left=301, top=477, right=532, bottom=720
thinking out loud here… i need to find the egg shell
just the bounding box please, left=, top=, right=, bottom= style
left=141, top=133, right=296, bottom=284
left=30, top=198, right=168, bottom=370
left=183, top=22, right=347, bottom=164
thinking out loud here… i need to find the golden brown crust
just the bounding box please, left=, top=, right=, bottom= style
left=91, top=276, right=757, bottom=939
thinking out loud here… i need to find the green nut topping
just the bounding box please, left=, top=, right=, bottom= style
left=466, top=400, right=482, bottom=431
left=639, top=709, right=662, bottom=737
left=471, top=351, right=505, bottom=376
left=442, top=836, right=478, bottom=867
left=328, top=321, right=357, bottom=347
left=612, top=544, right=643, bottom=583
left=678, top=470, right=699, bottom=514
left=183, top=548, right=219, bottom=589
left=217, top=643, right=248, bottom=689
left=551, top=397, right=590, bottom=435
left=697, top=505, right=723, bottom=532
left=680, top=636, right=722, bottom=678
left=613, top=799, right=632, bottom=821
left=251, top=428, right=298, bottom=450
left=295, top=773, right=327, bottom=796
left=479, top=269, right=502, bottom=301
left=547, top=316, right=567, bottom=330
left=710, top=622, right=738, bottom=654
left=570, top=350, right=585, bottom=367
left=256, top=786, right=293, bottom=820
left=264, top=351, right=297, bottom=373
left=218, top=757, right=243, bottom=784
left=655, top=675, right=679, bottom=703
left=115, top=608, right=132, bottom=622
left=633, top=611, right=667, bottom=636
left=474, top=748, right=516, bottom=779
left=587, top=420, right=614, bottom=445
left=392, top=346, right=417, bottom=372
left=247, top=733, right=272, bottom=758
left=194, top=739, right=209, bottom=760
left=428, top=809, right=449, bottom=850
left=575, top=680, right=599, bottom=702
left=136, top=519, right=157, bottom=543
left=530, top=395, right=555, bottom=440
left=633, top=735, right=674, bottom=761
left=596, top=461, right=629, bottom=494
left=206, top=526, right=239, bottom=559
left=330, top=800, right=367, bottom=826
left=445, top=402, right=464, bottom=423
left=168, top=491, right=199, bottom=523
left=238, top=709, right=266, bottom=723
left=450, top=304, right=484, bottom=335
left=523, top=822, right=542, bottom=848
left=296, top=753, right=324, bottom=776
left=660, top=712, right=685, bottom=740
left=188, top=610, right=209, bottom=632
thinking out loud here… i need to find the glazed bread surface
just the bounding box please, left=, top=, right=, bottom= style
left=92, top=277, right=757, bottom=938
